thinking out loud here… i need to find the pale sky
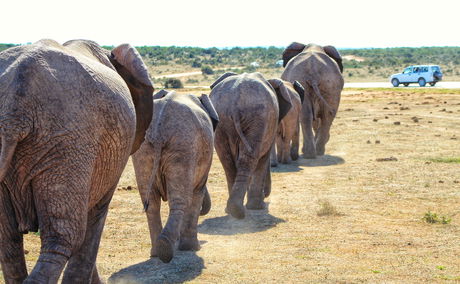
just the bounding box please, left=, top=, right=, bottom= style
left=3, top=0, right=458, bottom=48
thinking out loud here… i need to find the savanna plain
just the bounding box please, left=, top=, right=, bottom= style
left=14, top=88, right=460, bottom=283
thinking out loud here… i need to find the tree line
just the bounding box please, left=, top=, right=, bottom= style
left=2, top=43, right=459, bottom=70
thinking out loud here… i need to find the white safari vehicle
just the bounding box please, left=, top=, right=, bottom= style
left=390, top=65, right=443, bottom=87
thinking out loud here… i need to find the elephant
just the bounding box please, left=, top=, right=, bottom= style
left=281, top=42, right=344, bottom=158
left=132, top=90, right=218, bottom=263
left=209, top=72, right=292, bottom=219
left=270, top=80, right=305, bottom=167
left=0, top=39, right=153, bottom=283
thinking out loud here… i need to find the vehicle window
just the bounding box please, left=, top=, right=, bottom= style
left=422, top=67, right=428, bottom=72
left=431, top=66, right=440, bottom=72
left=413, top=67, right=419, bottom=73
left=403, top=67, right=412, bottom=74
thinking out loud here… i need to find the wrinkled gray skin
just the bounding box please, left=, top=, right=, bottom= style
left=210, top=72, right=292, bottom=219
left=270, top=80, right=305, bottom=166
left=132, top=90, right=218, bottom=263
left=281, top=42, right=344, bottom=158
left=0, top=39, right=153, bottom=284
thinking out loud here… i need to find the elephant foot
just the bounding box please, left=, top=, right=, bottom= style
left=291, top=151, right=299, bottom=161
left=246, top=199, right=265, bottom=210
left=316, top=149, right=325, bottom=156
left=156, top=235, right=174, bottom=263
left=150, top=246, right=158, bottom=258
left=270, top=160, right=278, bottom=167
left=225, top=200, right=245, bottom=219
left=178, top=237, right=200, bottom=251
left=303, top=152, right=316, bottom=159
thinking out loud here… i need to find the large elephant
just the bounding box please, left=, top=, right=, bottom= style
left=270, top=80, right=305, bottom=167
left=0, top=39, right=153, bottom=283
left=210, top=72, right=292, bottom=219
left=132, top=90, right=218, bottom=263
left=281, top=42, right=344, bottom=158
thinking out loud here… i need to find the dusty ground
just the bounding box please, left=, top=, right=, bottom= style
left=15, top=88, right=460, bottom=283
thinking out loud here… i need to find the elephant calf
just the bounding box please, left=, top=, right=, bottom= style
left=132, top=90, right=218, bottom=263
left=270, top=80, right=305, bottom=166
left=210, top=72, right=293, bottom=219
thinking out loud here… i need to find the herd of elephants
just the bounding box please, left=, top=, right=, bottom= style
left=0, top=39, right=344, bottom=283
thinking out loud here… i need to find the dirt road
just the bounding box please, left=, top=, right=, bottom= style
left=18, top=89, right=460, bottom=283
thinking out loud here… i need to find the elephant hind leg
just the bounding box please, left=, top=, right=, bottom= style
left=27, top=169, right=92, bottom=283
left=300, top=104, right=316, bottom=159
left=0, top=186, right=28, bottom=283
left=62, top=187, right=115, bottom=284
left=290, top=119, right=300, bottom=161
left=179, top=187, right=205, bottom=252
left=156, top=173, right=193, bottom=263
left=246, top=152, right=270, bottom=210
left=315, top=115, right=332, bottom=156
left=270, top=142, right=278, bottom=167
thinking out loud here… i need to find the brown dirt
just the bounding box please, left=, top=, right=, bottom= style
left=14, top=89, right=460, bottom=283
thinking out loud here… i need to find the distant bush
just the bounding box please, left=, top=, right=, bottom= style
left=191, top=60, right=202, bottom=68
left=201, top=66, right=214, bottom=75
left=164, top=78, right=183, bottom=89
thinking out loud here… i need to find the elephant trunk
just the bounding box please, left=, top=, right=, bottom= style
left=0, top=134, right=18, bottom=182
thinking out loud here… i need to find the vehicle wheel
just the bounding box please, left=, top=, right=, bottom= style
left=391, top=78, right=399, bottom=87
left=429, top=82, right=436, bottom=86
left=418, top=78, right=426, bottom=87
left=403, top=83, right=409, bottom=87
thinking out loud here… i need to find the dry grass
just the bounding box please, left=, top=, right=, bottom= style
left=11, top=88, right=460, bottom=283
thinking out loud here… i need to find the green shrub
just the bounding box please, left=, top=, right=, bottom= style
left=201, top=66, right=214, bottom=75
left=164, top=78, right=183, bottom=89
left=423, top=211, right=451, bottom=224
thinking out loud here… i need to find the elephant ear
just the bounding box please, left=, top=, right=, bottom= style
left=293, top=81, right=305, bottom=104
left=268, top=79, right=293, bottom=122
left=282, top=42, right=306, bottom=67
left=210, top=72, right=237, bottom=89
left=110, top=44, right=154, bottom=154
left=323, top=45, right=343, bottom=73
left=199, top=94, right=219, bottom=131
left=153, top=89, right=169, bottom=100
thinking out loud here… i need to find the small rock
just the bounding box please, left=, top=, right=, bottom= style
left=439, top=180, right=444, bottom=184
left=394, top=121, right=401, bottom=125
left=428, top=121, right=432, bottom=123
left=454, top=180, right=459, bottom=184
left=375, top=140, right=380, bottom=144
left=24, top=250, right=29, bottom=255
left=352, top=119, right=359, bottom=122
left=127, top=186, right=132, bottom=190
left=385, top=116, right=388, bottom=119
left=373, top=118, right=378, bottom=122
left=383, top=107, right=389, bottom=110
left=367, top=140, right=371, bottom=144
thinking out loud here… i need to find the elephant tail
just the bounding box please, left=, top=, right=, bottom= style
left=200, top=187, right=211, bottom=216
left=306, top=80, right=336, bottom=116
left=0, top=134, right=18, bottom=182
left=232, top=114, right=254, bottom=155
